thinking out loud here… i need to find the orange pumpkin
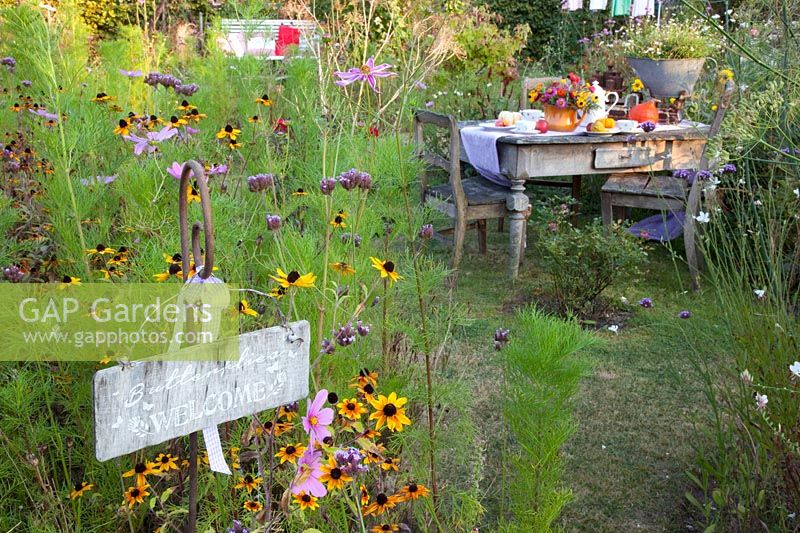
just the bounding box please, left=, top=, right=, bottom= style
left=628, top=99, right=660, bottom=123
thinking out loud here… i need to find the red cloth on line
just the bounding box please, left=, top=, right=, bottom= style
left=275, top=25, right=300, bottom=56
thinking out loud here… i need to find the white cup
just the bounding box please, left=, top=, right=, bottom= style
left=521, top=109, right=544, bottom=121
left=515, top=120, right=538, bottom=132
left=617, top=119, right=638, bottom=132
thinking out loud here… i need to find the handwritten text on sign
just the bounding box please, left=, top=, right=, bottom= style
left=93, top=321, right=309, bottom=461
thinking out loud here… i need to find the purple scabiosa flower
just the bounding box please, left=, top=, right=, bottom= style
left=320, top=338, right=335, bottom=355
left=678, top=310, right=692, bottom=319
left=356, top=320, right=370, bottom=337
left=640, top=121, right=656, bottom=133
left=720, top=163, right=737, bottom=174
left=175, top=83, right=199, bottom=96
left=638, top=297, right=653, bottom=308
left=266, top=214, right=282, bottom=230
left=1, top=56, right=16, bottom=72
left=4, top=160, right=21, bottom=173
left=340, top=233, right=362, bottom=247
left=425, top=101, right=434, bottom=108
left=358, top=172, right=372, bottom=190
left=334, top=447, right=369, bottom=475
left=673, top=169, right=694, bottom=180
left=419, top=223, right=434, bottom=240
left=160, top=75, right=182, bottom=88
left=143, top=72, right=162, bottom=86
left=248, top=173, right=274, bottom=192
left=320, top=177, right=337, bottom=195
left=695, top=170, right=713, bottom=181
left=578, top=37, right=591, bottom=44
left=227, top=520, right=250, bottom=533
left=334, top=322, right=357, bottom=347
left=371, top=296, right=380, bottom=307
left=337, top=168, right=360, bottom=190
left=3, top=265, right=24, bottom=282
left=21, top=80, right=31, bottom=87
left=119, top=69, right=143, bottom=78
left=494, top=328, right=510, bottom=350
left=414, top=80, right=427, bottom=90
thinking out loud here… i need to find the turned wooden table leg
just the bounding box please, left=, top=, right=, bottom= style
left=506, top=177, right=529, bottom=278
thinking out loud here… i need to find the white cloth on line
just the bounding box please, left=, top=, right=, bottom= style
left=631, top=0, right=654, bottom=16
left=562, top=0, right=583, bottom=10
left=589, top=0, right=608, bottom=10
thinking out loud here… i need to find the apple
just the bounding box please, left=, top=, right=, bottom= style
left=586, top=122, right=594, bottom=132
left=495, top=119, right=504, bottom=127
left=535, top=119, right=549, bottom=133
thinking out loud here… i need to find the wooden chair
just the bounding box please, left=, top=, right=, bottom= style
left=600, top=80, right=735, bottom=290
left=521, top=76, right=582, bottom=215
left=412, top=110, right=523, bottom=275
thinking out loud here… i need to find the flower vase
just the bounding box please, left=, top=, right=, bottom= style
left=543, top=104, right=581, bottom=132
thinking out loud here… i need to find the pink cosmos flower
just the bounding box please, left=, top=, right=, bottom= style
left=167, top=162, right=192, bottom=181
left=291, top=446, right=326, bottom=497
left=124, top=126, right=178, bottom=155
left=555, top=97, right=567, bottom=109
left=334, top=57, right=395, bottom=93
left=29, top=108, right=59, bottom=120
left=302, top=389, right=334, bottom=444
left=119, top=69, right=143, bottom=78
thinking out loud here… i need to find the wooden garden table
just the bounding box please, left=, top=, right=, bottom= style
left=457, top=121, right=710, bottom=278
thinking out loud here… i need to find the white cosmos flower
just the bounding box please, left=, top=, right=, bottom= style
left=794, top=188, right=799, bottom=198
left=753, top=289, right=766, bottom=299
left=694, top=211, right=711, bottom=224
left=755, top=393, right=768, bottom=410
left=740, top=369, right=753, bottom=385
left=790, top=361, right=800, bottom=378
left=607, top=325, right=619, bottom=334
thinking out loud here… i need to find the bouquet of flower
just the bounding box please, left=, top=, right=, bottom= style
left=528, top=73, right=599, bottom=111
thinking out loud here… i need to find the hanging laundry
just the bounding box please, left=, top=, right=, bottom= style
left=589, top=0, right=608, bottom=10
left=631, top=0, right=654, bottom=16
left=562, top=0, right=583, bottom=11
left=611, top=0, right=631, bottom=16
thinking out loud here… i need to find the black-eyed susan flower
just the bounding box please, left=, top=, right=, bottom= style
left=154, top=263, right=182, bottom=282
left=369, top=257, right=402, bottom=284
left=360, top=484, right=370, bottom=506
left=177, top=100, right=196, bottom=111
left=44, top=119, right=57, bottom=128
left=331, top=261, right=356, bottom=275
left=238, top=300, right=259, bottom=317
left=69, top=481, right=94, bottom=500
left=292, top=188, right=308, bottom=196
left=371, top=525, right=400, bottom=533
left=293, top=492, right=319, bottom=511
left=168, top=115, right=188, bottom=129
left=357, top=381, right=377, bottom=403
left=228, top=139, right=242, bottom=150
left=114, top=119, right=132, bottom=136
left=255, top=94, right=272, bottom=106
left=369, top=393, right=411, bottom=432
left=362, top=492, right=399, bottom=516
left=91, top=92, right=114, bottom=103
left=330, top=214, right=347, bottom=229
left=86, top=243, right=115, bottom=256
left=216, top=124, right=241, bottom=140
left=234, top=473, right=262, bottom=494
left=10, top=103, right=21, bottom=112
left=108, top=254, right=128, bottom=266
left=319, top=456, right=353, bottom=491
left=123, top=485, right=149, bottom=507
left=397, top=482, right=430, bottom=501
left=123, top=461, right=159, bottom=488
left=164, top=252, right=182, bottom=264
left=110, top=104, right=123, bottom=112
left=59, top=275, right=81, bottom=287
left=98, top=266, right=123, bottom=279
left=279, top=405, right=297, bottom=421
left=187, top=182, right=201, bottom=204
left=276, top=443, right=306, bottom=464
left=351, top=369, right=379, bottom=389
left=154, top=453, right=179, bottom=473
left=247, top=115, right=261, bottom=123
left=230, top=447, right=240, bottom=469
left=243, top=500, right=263, bottom=512
left=269, top=286, right=287, bottom=300
left=380, top=457, right=399, bottom=472
left=337, top=397, right=367, bottom=420
left=270, top=268, right=316, bottom=289
left=186, top=108, right=206, bottom=122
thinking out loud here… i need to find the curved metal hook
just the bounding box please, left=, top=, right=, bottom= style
left=179, top=160, right=214, bottom=280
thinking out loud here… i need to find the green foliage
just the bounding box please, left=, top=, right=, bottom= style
left=621, top=17, right=722, bottom=60
left=79, top=0, right=131, bottom=35
left=536, top=201, right=647, bottom=315
left=498, top=307, right=594, bottom=531
left=480, top=0, right=560, bottom=59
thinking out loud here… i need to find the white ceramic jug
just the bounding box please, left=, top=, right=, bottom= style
left=583, top=81, right=620, bottom=124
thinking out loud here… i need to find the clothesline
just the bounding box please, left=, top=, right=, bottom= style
left=562, top=0, right=655, bottom=16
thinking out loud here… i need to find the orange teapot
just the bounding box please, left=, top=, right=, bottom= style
left=628, top=99, right=660, bottom=123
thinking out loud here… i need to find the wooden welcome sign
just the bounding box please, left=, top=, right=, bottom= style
left=93, top=320, right=309, bottom=461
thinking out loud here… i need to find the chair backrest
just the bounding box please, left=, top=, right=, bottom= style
left=412, top=110, right=465, bottom=210
left=520, top=77, right=558, bottom=110
left=700, top=79, right=736, bottom=168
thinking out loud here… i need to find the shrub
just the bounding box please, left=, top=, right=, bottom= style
left=536, top=202, right=647, bottom=315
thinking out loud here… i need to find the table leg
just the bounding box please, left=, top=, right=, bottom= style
left=506, top=177, right=529, bottom=278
